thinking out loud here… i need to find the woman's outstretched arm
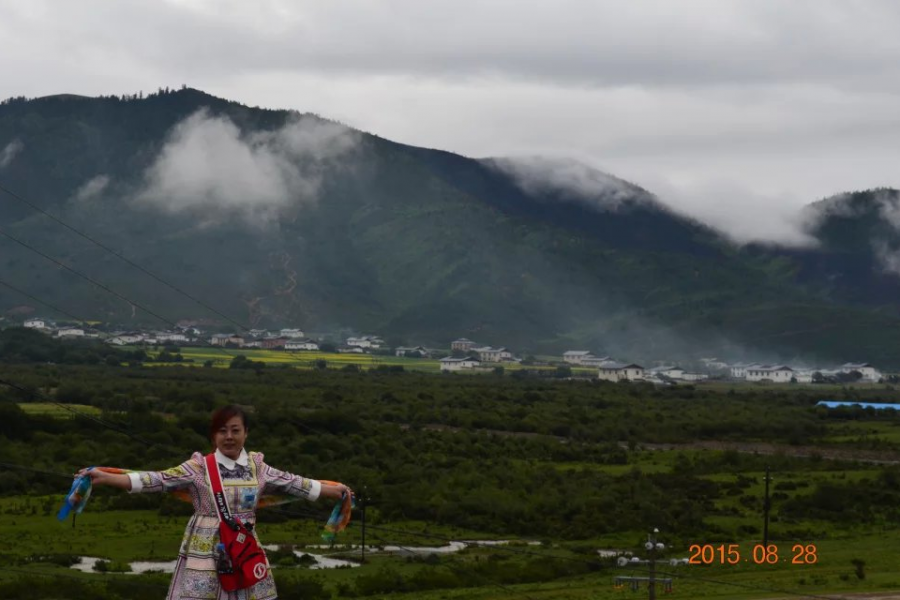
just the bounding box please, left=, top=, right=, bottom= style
left=77, top=468, right=132, bottom=491
left=76, top=453, right=203, bottom=494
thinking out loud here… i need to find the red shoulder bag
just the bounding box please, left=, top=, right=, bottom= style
left=205, top=453, right=268, bottom=591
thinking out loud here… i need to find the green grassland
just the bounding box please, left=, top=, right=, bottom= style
left=6, top=360, right=900, bottom=598
left=17, top=403, right=102, bottom=417
left=140, top=346, right=602, bottom=376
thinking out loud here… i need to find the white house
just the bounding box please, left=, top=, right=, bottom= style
left=581, top=356, right=613, bottom=368
left=794, top=370, right=816, bottom=384
left=280, top=328, right=304, bottom=339
left=451, top=338, right=478, bottom=351
left=24, top=318, right=52, bottom=330
left=746, top=365, right=794, bottom=383
left=597, top=363, right=644, bottom=382
left=730, top=363, right=758, bottom=379
left=681, top=372, right=709, bottom=382
left=648, top=366, right=685, bottom=379
left=347, top=336, right=384, bottom=349
left=474, top=346, right=514, bottom=363
left=248, top=329, right=268, bottom=338
left=210, top=334, right=232, bottom=346
left=440, top=356, right=482, bottom=371
left=395, top=346, right=430, bottom=357
left=107, top=332, right=144, bottom=345
left=563, top=351, right=593, bottom=365
left=56, top=327, right=85, bottom=338
left=840, top=363, right=881, bottom=382
left=155, top=331, right=188, bottom=343
left=286, top=339, right=319, bottom=351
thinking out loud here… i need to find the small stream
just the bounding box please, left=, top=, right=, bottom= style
left=69, top=539, right=538, bottom=574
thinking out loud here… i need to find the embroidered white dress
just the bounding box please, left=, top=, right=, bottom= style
left=128, top=449, right=321, bottom=600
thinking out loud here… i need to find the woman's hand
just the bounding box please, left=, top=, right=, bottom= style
left=321, top=481, right=353, bottom=501
left=75, top=468, right=132, bottom=490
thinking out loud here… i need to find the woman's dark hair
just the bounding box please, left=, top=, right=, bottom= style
left=209, top=405, right=249, bottom=441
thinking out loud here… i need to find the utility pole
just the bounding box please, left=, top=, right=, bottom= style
left=647, top=530, right=660, bottom=600
left=763, top=465, right=771, bottom=549
left=614, top=528, right=672, bottom=598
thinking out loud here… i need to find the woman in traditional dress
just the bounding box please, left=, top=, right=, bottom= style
left=78, top=404, right=351, bottom=600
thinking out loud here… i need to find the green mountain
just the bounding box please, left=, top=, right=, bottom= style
left=1, top=89, right=900, bottom=366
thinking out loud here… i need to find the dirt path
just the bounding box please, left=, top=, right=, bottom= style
left=636, top=440, right=900, bottom=464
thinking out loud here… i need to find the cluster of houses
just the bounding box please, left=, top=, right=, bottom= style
left=15, top=318, right=886, bottom=383
left=439, top=338, right=518, bottom=371
left=208, top=329, right=320, bottom=351
left=729, top=362, right=882, bottom=383
left=564, top=352, right=883, bottom=384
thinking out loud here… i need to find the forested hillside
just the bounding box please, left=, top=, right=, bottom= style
left=2, top=89, right=900, bottom=364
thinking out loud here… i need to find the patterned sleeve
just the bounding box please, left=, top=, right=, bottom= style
left=127, top=452, right=204, bottom=494
left=261, top=459, right=321, bottom=501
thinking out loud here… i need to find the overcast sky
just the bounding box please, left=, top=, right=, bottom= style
left=2, top=0, right=900, bottom=244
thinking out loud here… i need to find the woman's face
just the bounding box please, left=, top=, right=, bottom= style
left=214, top=415, right=248, bottom=459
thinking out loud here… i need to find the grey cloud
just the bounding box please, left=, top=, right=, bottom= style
left=873, top=241, right=900, bottom=277
left=73, top=175, right=110, bottom=202
left=3, top=0, right=900, bottom=237
left=0, top=139, right=22, bottom=168
left=5, top=1, right=900, bottom=91
left=649, top=178, right=818, bottom=247
left=486, top=156, right=654, bottom=211
left=136, top=109, right=358, bottom=226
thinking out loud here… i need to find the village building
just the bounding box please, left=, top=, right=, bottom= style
left=280, top=328, right=304, bottom=339
left=451, top=338, right=478, bottom=352
left=681, top=372, right=709, bottom=382
left=581, top=356, right=613, bottom=368
left=473, top=346, right=514, bottom=363
left=285, top=339, right=319, bottom=351
left=395, top=346, right=430, bottom=358
left=260, top=337, right=288, bottom=350
left=24, top=318, right=53, bottom=330
left=793, top=370, right=816, bottom=384
left=439, top=356, right=482, bottom=371
left=248, top=329, right=268, bottom=338
left=107, top=332, right=144, bottom=345
left=745, top=365, right=794, bottom=383
left=155, top=331, right=188, bottom=343
left=347, top=335, right=384, bottom=349
left=647, top=366, right=685, bottom=379
left=210, top=333, right=232, bottom=346
left=597, top=362, right=645, bottom=382
left=56, top=327, right=85, bottom=338
left=563, top=351, right=593, bottom=365
left=840, top=362, right=881, bottom=382
left=730, top=363, right=759, bottom=379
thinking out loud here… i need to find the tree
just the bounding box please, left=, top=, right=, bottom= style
left=229, top=355, right=264, bottom=371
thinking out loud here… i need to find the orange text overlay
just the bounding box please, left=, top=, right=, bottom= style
left=688, top=544, right=818, bottom=565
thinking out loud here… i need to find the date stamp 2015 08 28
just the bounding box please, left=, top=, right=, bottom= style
left=688, top=544, right=818, bottom=565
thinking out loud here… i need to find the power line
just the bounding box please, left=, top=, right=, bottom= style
left=0, top=460, right=72, bottom=479
left=0, top=181, right=253, bottom=333
left=0, top=377, right=160, bottom=448
left=0, top=224, right=173, bottom=328
left=0, top=278, right=88, bottom=325
left=0, top=223, right=360, bottom=438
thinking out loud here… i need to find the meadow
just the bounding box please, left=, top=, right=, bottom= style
left=3, top=348, right=900, bottom=598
